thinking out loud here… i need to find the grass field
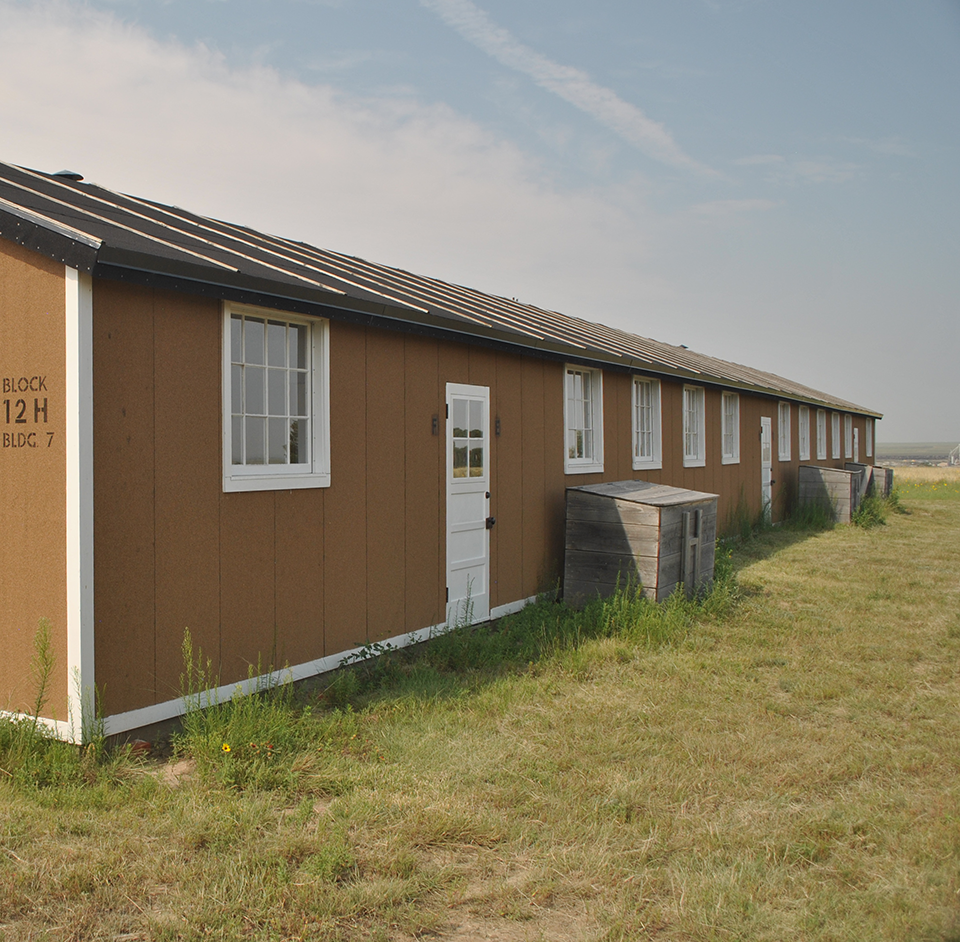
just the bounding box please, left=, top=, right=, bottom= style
left=2, top=478, right=960, bottom=941
left=876, top=442, right=957, bottom=461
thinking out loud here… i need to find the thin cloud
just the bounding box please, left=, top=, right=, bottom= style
left=420, top=0, right=715, bottom=176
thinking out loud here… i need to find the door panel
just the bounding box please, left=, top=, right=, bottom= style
left=760, top=416, right=772, bottom=521
left=446, top=383, right=490, bottom=625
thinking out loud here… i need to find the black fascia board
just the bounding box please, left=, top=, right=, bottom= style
left=0, top=211, right=98, bottom=273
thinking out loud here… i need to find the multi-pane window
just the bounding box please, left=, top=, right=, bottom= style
left=866, top=419, right=873, bottom=457
left=451, top=398, right=485, bottom=479
left=778, top=402, right=791, bottom=461
left=721, top=392, right=739, bottom=464
left=798, top=406, right=810, bottom=461
left=683, top=385, right=705, bottom=467
left=632, top=377, right=661, bottom=470
left=223, top=305, right=330, bottom=491
left=844, top=414, right=853, bottom=459
left=831, top=413, right=841, bottom=459
left=564, top=366, right=603, bottom=473
left=816, top=410, right=827, bottom=460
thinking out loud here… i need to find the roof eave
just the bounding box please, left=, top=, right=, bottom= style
left=0, top=208, right=99, bottom=274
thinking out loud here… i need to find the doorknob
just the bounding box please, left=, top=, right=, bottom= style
left=485, top=516, right=496, bottom=529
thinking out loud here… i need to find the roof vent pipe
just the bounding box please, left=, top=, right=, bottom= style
left=53, top=170, right=84, bottom=181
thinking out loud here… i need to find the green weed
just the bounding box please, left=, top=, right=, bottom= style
left=852, top=493, right=888, bottom=528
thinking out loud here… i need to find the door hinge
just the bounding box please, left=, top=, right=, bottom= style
left=445, top=404, right=449, bottom=418
left=446, top=587, right=449, bottom=602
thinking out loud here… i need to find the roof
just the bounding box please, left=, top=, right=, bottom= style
left=0, top=160, right=879, bottom=417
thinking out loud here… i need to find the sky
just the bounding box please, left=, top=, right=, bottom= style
left=1, top=0, right=957, bottom=441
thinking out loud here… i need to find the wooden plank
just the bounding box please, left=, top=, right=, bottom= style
left=564, top=518, right=662, bottom=557
left=564, top=548, right=659, bottom=584
left=565, top=490, right=661, bottom=526
left=574, top=480, right=717, bottom=504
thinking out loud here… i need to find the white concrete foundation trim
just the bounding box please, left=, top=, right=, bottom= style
left=98, top=595, right=539, bottom=738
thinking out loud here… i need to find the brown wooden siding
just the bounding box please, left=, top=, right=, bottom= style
left=90, top=279, right=875, bottom=716
left=0, top=241, right=69, bottom=719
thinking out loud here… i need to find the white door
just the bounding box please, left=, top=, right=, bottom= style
left=446, top=383, right=491, bottom=625
left=853, top=427, right=860, bottom=464
left=760, top=416, right=772, bottom=521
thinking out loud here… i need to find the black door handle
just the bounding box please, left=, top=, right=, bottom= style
left=485, top=516, right=496, bottom=529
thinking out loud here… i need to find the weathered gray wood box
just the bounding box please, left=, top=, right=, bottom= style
left=563, top=481, right=718, bottom=604
left=799, top=466, right=863, bottom=523
left=871, top=465, right=894, bottom=498
left=846, top=462, right=894, bottom=499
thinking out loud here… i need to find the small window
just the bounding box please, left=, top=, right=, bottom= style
left=632, top=377, right=661, bottom=470
left=816, top=410, right=827, bottom=460
left=683, top=385, right=705, bottom=468
left=223, top=304, right=330, bottom=492
left=831, top=413, right=841, bottom=459
left=844, top=414, right=853, bottom=459
left=866, top=419, right=873, bottom=458
left=778, top=402, right=791, bottom=461
left=721, top=392, right=739, bottom=464
left=798, top=406, right=810, bottom=461
left=564, top=365, right=603, bottom=474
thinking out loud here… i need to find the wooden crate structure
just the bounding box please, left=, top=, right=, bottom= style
left=799, top=466, right=863, bottom=523
left=871, top=466, right=894, bottom=498
left=563, top=481, right=718, bottom=604
left=847, top=462, right=894, bottom=499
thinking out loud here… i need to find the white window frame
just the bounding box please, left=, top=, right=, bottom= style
left=222, top=303, right=331, bottom=492
left=798, top=406, right=810, bottom=461
left=866, top=419, right=873, bottom=457
left=831, top=413, right=841, bottom=459
left=721, top=391, right=740, bottom=465
left=564, top=365, right=604, bottom=474
left=778, top=401, right=791, bottom=462
left=682, top=385, right=706, bottom=468
left=631, top=377, right=662, bottom=471
left=844, top=414, right=853, bottom=459
left=816, top=409, right=827, bottom=460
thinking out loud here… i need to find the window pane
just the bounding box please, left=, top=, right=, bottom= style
left=267, top=321, right=286, bottom=367
left=245, top=318, right=265, bottom=365
left=290, top=372, right=307, bottom=417
left=290, top=418, right=307, bottom=464
left=245, top=416, right=265, bottom=464
left=245, top=366, right=265, bottom=415
left=453, top=399, right=467, bottom=438
left=469, top=400, right=483, bottom=438
left=231, top=364, right=242, bottom=414
left=232, top=415, right=243, bottom=464
left=291, top=324, right=307, bottom=370
left=268, top=368, right=286, bottom=416
left=268, top=417, right=287, bottom=464
left=453, top=442, right=468, bottom=477
left=231, top=315, right=242, bottom=363
left=469, top=445, right=483, bottom=476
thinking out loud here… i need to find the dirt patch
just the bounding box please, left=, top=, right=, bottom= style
left=158, top=758, right=195, bottom=787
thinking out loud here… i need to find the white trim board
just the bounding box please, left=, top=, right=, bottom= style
left=87, top=595, right=538, bottom=738
left=65, top=267, right=96, bottom=745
